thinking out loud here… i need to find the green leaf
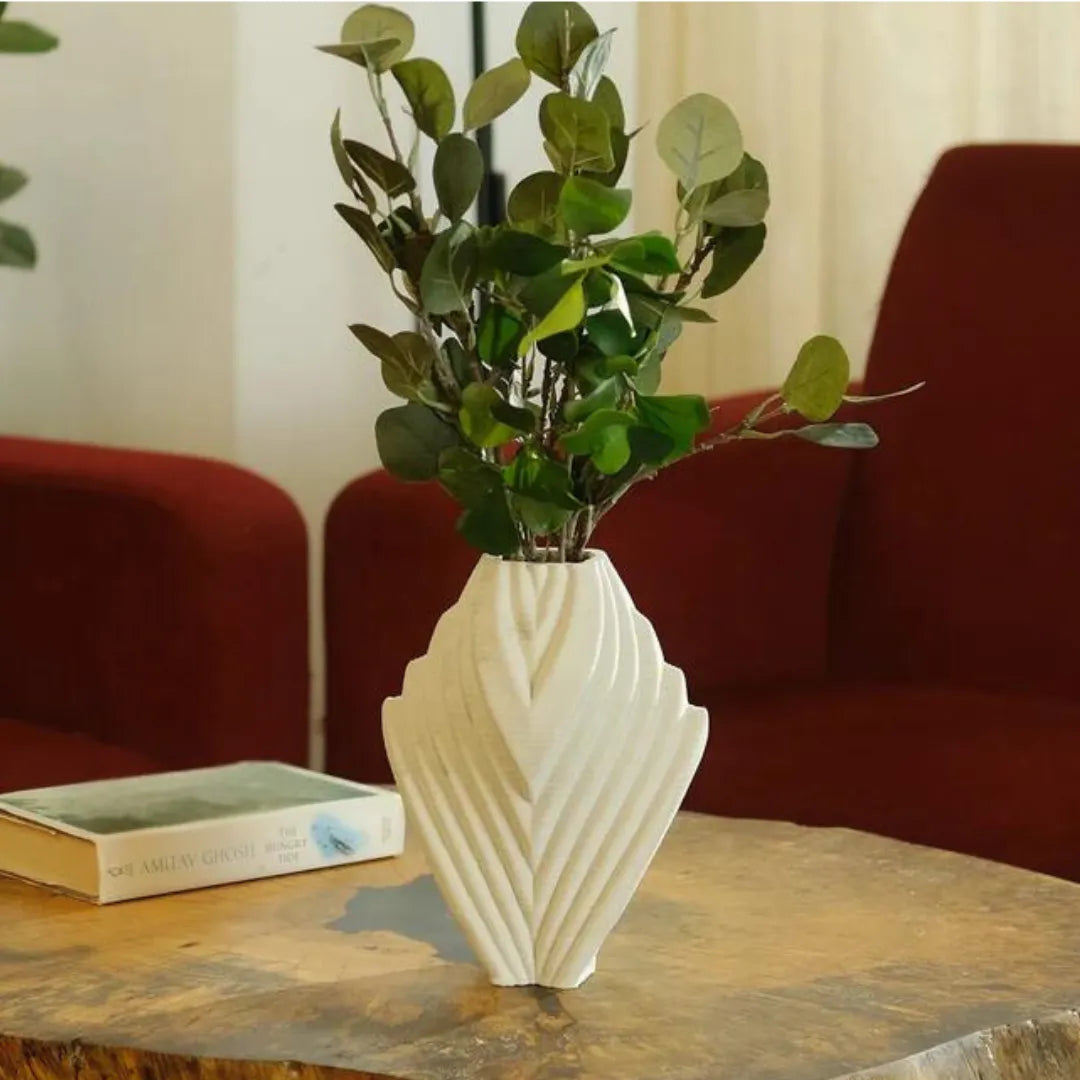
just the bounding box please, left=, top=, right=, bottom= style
left=700, top=151, right=769, bottom=226
left=460, top=383, right=523, bottom=448
left=656, top=93, right=743, bottom=191
left=701, top=223, right=766, bottom=299
left=507, top=172, right=565, bottom=235
left=344, top=140, right=416, bottom=198
left=792, top=422, right=879, bottom=449
left=350, top=325, right=437, bottom=403
left=420, top=225, right=476, bottom=315
left=636, top=394, right=710, bottom=456
left=781, top=335, right=850, bottom=422
left=438, top=446, right=503, bottom=506
left=375, top=403, right=458, bottom=480
left=670, top=305, right=715, bottom=324
left=515, top=1, right=598, bottom=87
left=335, top=203, right=396, bottom=273
left=558, top=175, right=630, bottom=236
left=519, top=265, right=580, bottom=317
left=633, top=352, right=662, bottom=395
left=0, top=220, right=34, bottom=268
left=519, top=278, right=586, bottom=356
left=568, top=28, right=614, bottom=101
left=585, top=310, right=634, bottom=356
left=510, top=494, right=573, bottom=536
left=477, top=305, right=525, bottom=367
left=504, top=449, right=581, bottom=509
left=628, top=425, right=676, bottom=466
left=392, top=58, right=455, bottom=142
left=590, top=126, right=630, bottom=187
left=458, top=491, right=520, bottom=556
left=0, top=165, right=28, bottom=203
left=433, top=134, right=483, bottom=221
left=592, top=76, right=625, bottom=131
left=335, top=4, right=413, bottom=71
left=330, top=111, right=376, bottom=210
left=564, top=377, right=620, bottom=422
left=484, top=229, right=567, bottom=275
left=559, top=409, right=635, bottom=474
left=701, top=189, right=769, bottom=228
left=317, top=37, right=402, bottom=70
left=443, top=338, right=472, bottom=386
left=0, top=20, right=58, bottom=53
left=539, top=92, right=614, bottom=174
left=463, top=57, right=531, bottom=131
left=610, top=234, right=681, bottom=275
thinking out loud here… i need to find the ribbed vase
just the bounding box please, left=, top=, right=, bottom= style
left=382, top=550, right=708, bottom=988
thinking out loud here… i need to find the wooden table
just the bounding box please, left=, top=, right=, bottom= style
left=0, top=814, right=1077, bottom=1080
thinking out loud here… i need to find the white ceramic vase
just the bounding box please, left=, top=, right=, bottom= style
left=382, top=550, right=708, bottom=989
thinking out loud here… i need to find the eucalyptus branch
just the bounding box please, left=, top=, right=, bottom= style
left=367, top=68, right=423, bottom=218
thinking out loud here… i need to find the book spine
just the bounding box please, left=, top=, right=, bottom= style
left=94, top=793, right=405, bottom=903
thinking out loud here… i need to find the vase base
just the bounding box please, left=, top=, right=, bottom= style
left=489, top=955, right=597, bottom=990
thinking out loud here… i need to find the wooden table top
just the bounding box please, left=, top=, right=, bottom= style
left=0, top=813, right=1077, bottom=1080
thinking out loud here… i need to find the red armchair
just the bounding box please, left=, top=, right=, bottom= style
left=324, top=145, right=1080, bottom=881
left=0, top=437, right=310, bottom=791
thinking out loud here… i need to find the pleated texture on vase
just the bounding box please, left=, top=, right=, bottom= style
left=383, top=550, right=708, bottom=988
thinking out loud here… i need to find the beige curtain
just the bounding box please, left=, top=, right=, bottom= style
left=636, top=3, right=1080, bottom=397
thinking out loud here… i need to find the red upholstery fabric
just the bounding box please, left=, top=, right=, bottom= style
left=690, top=682, right=1080, bottom=882
left=0, top=437, right=310, bottom=792
left=832, top=145, right=1080, bottom=699
left=323, top=146, right=1080, bottom=880
left=0, top=718, right=160, bottom=791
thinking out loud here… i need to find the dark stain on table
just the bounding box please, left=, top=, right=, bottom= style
left=326, top=874, right=475, bottom=964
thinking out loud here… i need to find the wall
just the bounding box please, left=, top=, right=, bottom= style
left=0, top=2, right=235, bottom=455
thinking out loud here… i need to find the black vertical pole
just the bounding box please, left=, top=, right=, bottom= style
left=471, top=1, right=505, bottom=226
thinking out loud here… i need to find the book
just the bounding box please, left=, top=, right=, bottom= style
left=0, top=761, right=404, bottom=903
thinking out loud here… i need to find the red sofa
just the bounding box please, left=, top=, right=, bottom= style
left=324, top=145, right=1080, bottom=881
left=0, top=437, right=310, bottom=792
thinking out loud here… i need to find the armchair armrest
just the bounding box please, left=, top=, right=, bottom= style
left=0, top=437, right=309, bottom=770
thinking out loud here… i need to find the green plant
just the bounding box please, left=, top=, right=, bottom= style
left=320, top=2, right=916, bottom=562
left=0, top=2, right=57, bottom=269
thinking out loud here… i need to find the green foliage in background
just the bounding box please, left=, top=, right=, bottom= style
left=0, top=3, right=58, bottom=269
left=320, top=2, right=918, bottom=561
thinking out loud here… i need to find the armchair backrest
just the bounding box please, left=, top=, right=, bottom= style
left=831, top=145, right=1080, bottom=698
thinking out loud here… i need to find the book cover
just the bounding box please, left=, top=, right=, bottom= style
left=0, top=761, right=404, bottom=903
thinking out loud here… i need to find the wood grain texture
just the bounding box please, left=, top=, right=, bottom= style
left=1, top=814, right=1078, bottom=1080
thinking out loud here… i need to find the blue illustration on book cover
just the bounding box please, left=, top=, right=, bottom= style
left=311, top=814, right=366, bottom=858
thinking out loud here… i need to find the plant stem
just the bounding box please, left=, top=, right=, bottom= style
left=368, top=69, right=422, bottom=219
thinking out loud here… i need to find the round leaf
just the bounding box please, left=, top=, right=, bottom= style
left=0, top=19, right=58, bottom=53
left=337, top=5, right=413, bottom=71
left=457, top=491, right=520, bottom=556
left=701, top=189, right=770, bottom=228
left=539, top=92, right=614, bottom=174
left=459, top=383, right=520, bottom=448
left=0, top=220, right=35, bottom=268
left=782, top=336, right=851, bottom=422
left=656, top=93, right=743, bottom=191
left=557, top=176, right=631, bottom=236
left=419, top=224, right=476, bottom=314
left=609, top=234, right=681, bottom=275
left=568, top=28, right=614, bottom=101
left=344, top=140, right=416, bottom=198
left=392, top=58, right=455, bottom=142
left=375, top=403, right=458, bottom=481
left=439, top=447, right=503, bottom=506
left=515, top=2, right=597, bottom=87
left=793, top=422, right=879, bottom=449
left=559, top=409, right=635, bottom=474
left=463, top=57, right=531, bottom=131
left=519, top=278, right=586, bottom=356
left=484, top=229, right=567, bottom=275
left=701, top=224, right=766, bottom=299
left=507, top=172, right=565, bottom=234
left=636, top=394, right=710, bottom=456
left=0, top=165, right=28, bottom=204
left=593, top=76, right=625, bottom=131
left=433, top=134, right=483, bottom=222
